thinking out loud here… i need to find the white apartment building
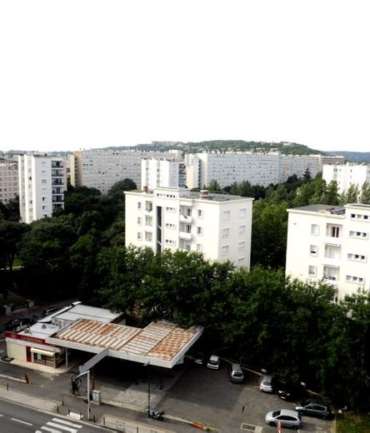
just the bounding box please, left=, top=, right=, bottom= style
left=286, top=203, right=370, bottom=299
left=0, top=159, right=18, bottom=204
left=323, top=163, right=370, bottom=194
left=125, top=187, right=253, bottom=268
left=141, top=158, right=186, bottom=190
left=18, top=155, right=67, bottom=223
left=70, top=149, right=179, bottom=194
left=279, top=154, right=322, bottom=181
left=185, top=152, right=337, bottom=190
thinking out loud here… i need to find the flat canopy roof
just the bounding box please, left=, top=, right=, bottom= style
left=47, top=319, right=203, bottom=369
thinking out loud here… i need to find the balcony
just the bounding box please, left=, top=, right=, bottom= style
left=179, top=231, right=192, bottom=241
left=323, top=265, right=340, bottom=285
left=180, top=213, right=192, bottom=223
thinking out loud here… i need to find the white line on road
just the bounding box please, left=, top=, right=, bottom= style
left=46, top=421, right=78, bottom=432
left=41, top=426, right=64, bottom=433
left=52, top=418, right=83, bottom=428
left=10, top=416, right=33, bottom=426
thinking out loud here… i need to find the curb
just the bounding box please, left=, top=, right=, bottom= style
left=0, top=393, right=116, bottom=432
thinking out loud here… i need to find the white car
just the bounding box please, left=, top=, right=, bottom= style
left=206, top=355, right=220, bottom=370
left=259, top=374, right=274, bottom=393
left=265, top=409, right=302, bottom=428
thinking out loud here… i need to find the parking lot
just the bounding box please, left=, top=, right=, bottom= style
left=159, top=363, right=333, bottom=433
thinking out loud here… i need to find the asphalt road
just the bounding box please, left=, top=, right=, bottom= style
left=0, top=399, right=111, bottom=433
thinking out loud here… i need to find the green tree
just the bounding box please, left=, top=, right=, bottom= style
left=207, top=180, right=222, bottom=193
left=360, top=182, right=370, bottom=204
left=0, top=221, right=28, bottom=272
left=309, top=178, right=327, bottom=204
left=345, top=184, right=359, bottom=204
left=251, top=201, right=288, bottom=267
left=325, top=180, right=340, bottom=205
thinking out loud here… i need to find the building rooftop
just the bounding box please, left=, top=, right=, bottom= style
left=289, top=203, right=370, bottom=215
left=18, top=303, right=122, bottom=340
left=128, top=187, right=253, bottom=202
left=288, top=204, right=346, bottom=215
left=47, top=319, right=203, bottom=368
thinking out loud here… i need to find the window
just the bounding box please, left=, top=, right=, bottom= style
left=311, top=224, right=320, bottom=236
left=223, top=210, right=231, bottom=220
left=221, top=245, right=229, bottom=255
left=137, top=201, right=142, bottom=209
left=327, top=224, right=340, bottom=238
left=145, top=201, right=153, bottom=212
left=145, top=232, right=152, bottom=242
left=349, top=230, right=368, bottom=239
left=239, top=225, right=246, bottom=234
left=308, top=265, right=317, bottom=276
left=346, top=275, right=365, bottom=284
left=145, top=215, right=153, bottom=226
left=240, top=208, right=247, bottom=218
left=310, top=245, right=318, bottom=256
left=347, top=253, right=366, bottom=262
left=198, top=209, right=202, bottom=217
left=222, top=228, right=230, bottom=239
left=137, top=217, right=142, bottom=225
left=238, top=241, right=245, bottom=251
left=137, top=232, right=142, bottom=240
left=197, top=227, right=202, bottom=235
left=196, top=244, right=202, bottom=252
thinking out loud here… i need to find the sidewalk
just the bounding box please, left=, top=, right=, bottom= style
left=0, top=373, right=196, bottom=433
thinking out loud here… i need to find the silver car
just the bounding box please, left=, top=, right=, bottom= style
left=265, top=409, right=302, bottom=428
left=259, top=374, right=274, bottom=393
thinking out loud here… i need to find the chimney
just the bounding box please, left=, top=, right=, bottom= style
left=200, top=189, right=209, bottom=199
left=143, top=185, right=148, bottom=193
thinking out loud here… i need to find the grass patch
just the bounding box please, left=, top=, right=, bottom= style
left=337, top=413, right=370, bottom=433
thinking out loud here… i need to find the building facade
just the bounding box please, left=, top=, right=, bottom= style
left=0, top=159, right=18, bottom=204
left=141, top=158, right=186, bottom=190
left=125, top=187, right=253, bottom=268
left=18, top=155, right=67, bottom=223
left=286, top=203, right=370, bottom=299
left=185, top=152, right=339, bottom=189
left=323, top=163, right=370, bottom=194
left=70, top=149, right=179, bottom=194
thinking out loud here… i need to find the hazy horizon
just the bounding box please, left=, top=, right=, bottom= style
left=1, top=141, right=369, bottom=155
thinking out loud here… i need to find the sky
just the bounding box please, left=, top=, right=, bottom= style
left=0, top=0, right=369, bottom=153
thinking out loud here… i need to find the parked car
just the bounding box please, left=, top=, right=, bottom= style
left=229, top=363, right=245, bottom=383
left=259, top=374, right=274, bottom=393
left=206, top=355, right=220, bottom=370
left=296, top=400, right=333, bottom=419
left=277, top=381, right=307, bottom=401
left=265, top=409, right=302, bottom=428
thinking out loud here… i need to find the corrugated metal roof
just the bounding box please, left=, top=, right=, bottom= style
left=52, top=319, right=200, bottom=363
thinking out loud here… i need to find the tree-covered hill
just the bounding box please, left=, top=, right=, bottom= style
left=124, top=140, right=324, bottom=155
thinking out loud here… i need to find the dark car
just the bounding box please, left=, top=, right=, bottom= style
left=277, top=381, right=307, bottom=401
left=295, top=400, right=333, bottom=419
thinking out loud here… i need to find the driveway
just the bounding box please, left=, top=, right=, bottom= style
left=159, top=364, right=333, bottom=433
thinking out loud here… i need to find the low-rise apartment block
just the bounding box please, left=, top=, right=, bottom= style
left=323, top=163, right=370, bottom=194
left=125, top=187, right=253, bottom=268
left=0, top=159, right=18, bottom=204
left=18, top=155, right=67, bottom=223
left=286, top=203, right=370, bottom=299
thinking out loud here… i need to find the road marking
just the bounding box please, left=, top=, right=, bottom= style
left=46, top=421, right=79, bottom=432
left=10, top=417, right=33, bottom=426
left=51, top=418, right=82, bottom=428
left=41, top=427, right=64, bottom=433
